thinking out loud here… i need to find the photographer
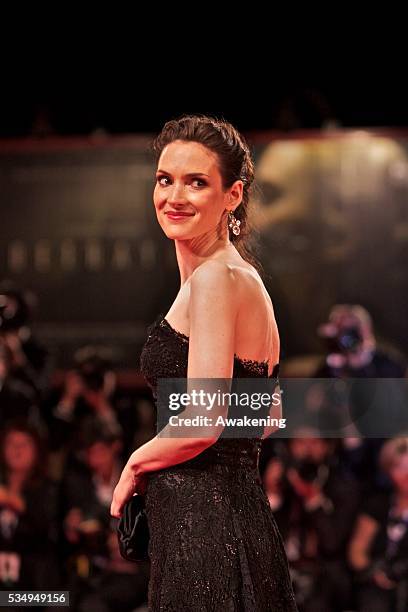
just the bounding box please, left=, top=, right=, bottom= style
left=0, top=339, right=40, bottom=428
left=285, top=426, right=360, bottom=611
left=46, top=348, right=123, bottom=474
left=316, top=304, right=406, bottom=379
left=0, top=281, right=51, bottom=401
left=349, top=436, right=408, bottom=611
left=315, top=304, right=407, bottom=495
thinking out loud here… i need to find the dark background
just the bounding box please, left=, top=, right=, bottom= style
left=1, top=48, right=407, bottom=369
left=1, top=47, right=407, bottom=137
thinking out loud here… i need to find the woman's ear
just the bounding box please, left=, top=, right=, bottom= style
left=229, top=179, right=244, bottom=207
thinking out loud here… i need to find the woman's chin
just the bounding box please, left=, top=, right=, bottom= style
left=162, top=227, right=193, bottom=240
left=165, top=232, right=191, bottom=241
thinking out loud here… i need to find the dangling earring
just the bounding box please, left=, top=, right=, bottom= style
left=228, top=210, right=241, bottom=236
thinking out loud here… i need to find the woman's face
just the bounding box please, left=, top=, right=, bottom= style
left=153, top=140, right=242, bottom=241
left=3, top=431, right=37, bottom=472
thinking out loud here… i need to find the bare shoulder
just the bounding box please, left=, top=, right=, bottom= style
left=188, top=261, right=238, bottom=379
left=189, top=259, right=272, bottom=317
left=190, top=259, right=237, bottom=288
left=187, top=258, right=278, bottom=375
left=189, top=260, right=238, bottom=319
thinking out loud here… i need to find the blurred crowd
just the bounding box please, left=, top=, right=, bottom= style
left=0, top=282, right=407, bottom=612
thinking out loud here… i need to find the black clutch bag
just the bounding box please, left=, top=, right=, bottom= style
left=117, top=494, right=150, bottom=562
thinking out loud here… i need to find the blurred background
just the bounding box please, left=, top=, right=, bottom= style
left=1, top=83, right=407, bottom=369
left=1, top=64, right=408, bottom=611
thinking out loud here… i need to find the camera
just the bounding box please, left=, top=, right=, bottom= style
left=335, top=326, right=362, bottom=353
left=322, top=325, right=363, bottom=355
left=76, top=357, right=108, bottom=392
left=73, top=349, right=114, bottom=393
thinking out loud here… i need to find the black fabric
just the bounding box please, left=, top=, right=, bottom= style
left=139, top=312, right=297, bottom=611
left=117, top=494, right=149, bottom=562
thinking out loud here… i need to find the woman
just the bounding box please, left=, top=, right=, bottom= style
left=111, top=115, right=297, bottom=611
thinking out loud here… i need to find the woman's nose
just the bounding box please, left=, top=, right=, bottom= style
left=167, top=182, right=186, bottom=204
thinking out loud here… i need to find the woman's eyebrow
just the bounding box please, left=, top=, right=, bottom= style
left=156, top=169, right=210, bottom=177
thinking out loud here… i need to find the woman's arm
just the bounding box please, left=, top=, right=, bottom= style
left=111, top=262, right=238, bottom=516
left=132, top=261, right=238, bottom=472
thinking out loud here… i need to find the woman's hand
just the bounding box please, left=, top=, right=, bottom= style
left=110, top=464, right=147, bottom=519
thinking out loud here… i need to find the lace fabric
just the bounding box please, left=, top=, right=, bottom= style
left=141, top=313, right=280, bottom=395
left=139, top=312, right=297, bottom=611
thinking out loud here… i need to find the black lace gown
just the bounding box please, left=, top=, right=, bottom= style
left=139, top=313, right=298, bottom=612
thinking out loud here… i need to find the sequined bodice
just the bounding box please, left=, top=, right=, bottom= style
left=139, top=312, right=280, bottom=471
left=140, top=313, right=297, bottom=611
left=141, top=313, right=280, bottom=385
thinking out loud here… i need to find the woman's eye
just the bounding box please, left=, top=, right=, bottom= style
left=192, top=179, right=206, bottom=188
left=156, top=176, right=206, bottom=188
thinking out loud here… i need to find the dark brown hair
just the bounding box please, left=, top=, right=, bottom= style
left=152, top=114, right=263, bottom=274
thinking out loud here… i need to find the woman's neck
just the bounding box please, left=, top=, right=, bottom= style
left=174, top=234, right=235, bottom=286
